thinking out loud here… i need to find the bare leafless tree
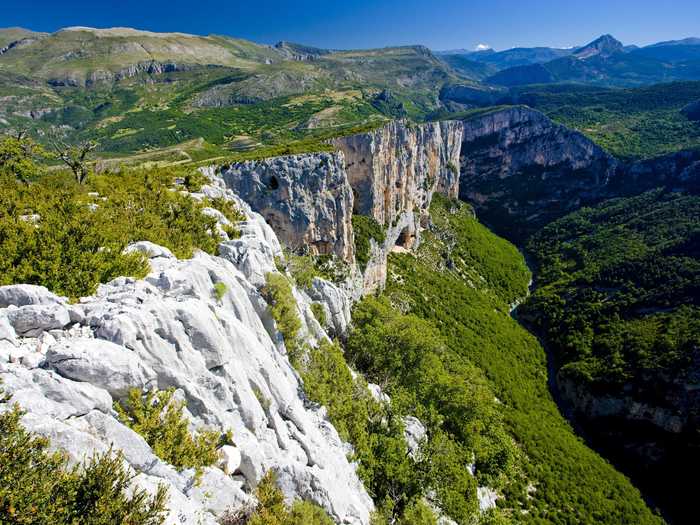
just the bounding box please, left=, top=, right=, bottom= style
left=50, top=137, right=98, bottom=184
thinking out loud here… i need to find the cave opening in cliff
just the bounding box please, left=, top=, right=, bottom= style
left=268, top=176, right=279, bottom=190
left=396, top=226, right=411, bottom=248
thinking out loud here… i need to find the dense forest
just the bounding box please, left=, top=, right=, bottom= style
left=520, top=188, right=700, bottom=522
left=347, top=195, right=663, bottom=524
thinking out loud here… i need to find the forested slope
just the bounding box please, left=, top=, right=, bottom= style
left=347, top=195, right=663, bottom=524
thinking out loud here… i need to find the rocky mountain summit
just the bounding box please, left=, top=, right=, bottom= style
left=572, top=34, right=625, bottom=59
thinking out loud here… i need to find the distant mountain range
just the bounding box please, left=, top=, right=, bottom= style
left=1, top=25, right=700, bottom=161
left=440, top=34, right=700, bottom=87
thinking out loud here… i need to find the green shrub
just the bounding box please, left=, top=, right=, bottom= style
left=310, top=302, right=327, bottom=327
left=223, top=223, right=241, bottom=240
left=247, top=471, right=334, bottom=525
left=0, top=163, right=245, bottom=299
left=263, top=273, right=302, bottom=359
left=0, top=402, right=167, bottom=524
left=293, top=338, right=427, bottom=521
left=252, top=385, right=271, bottom=411
left=286, top=253, right=319, bottom=289
left=397, top=498, right=437, bottom=525
left=0, top=134, right=48, bottom=183
left=352, top=215, right=386, bottom=270
left=213, top=282, right=228, bottom=302
left=182, top=170, right=208, bottom=191
left=115, top=388, right=222, bottom=471
left=288, top=500, right=335, bottom=525
left=369, top=194, right=663, bottom=524
left=0, top=140, right=246, bottom=299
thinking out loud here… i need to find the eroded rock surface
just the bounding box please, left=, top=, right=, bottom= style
left=458, top=106, right=618, bottom=240
left=0, top=180, right=373, bottom=524
left=217, top=153, right=355, bottom=263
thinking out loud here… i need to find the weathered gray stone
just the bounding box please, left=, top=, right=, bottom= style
left=45, top=338, right=157, bottom=398
left=124, top=241, right=175, bottom=259
left=0, top=284, right=66, bottom=308
left=220, top=153, right=355, bottom=262
left=8, top=304, right=71, bottom=337
left=0, top=178, right=374, bottom=524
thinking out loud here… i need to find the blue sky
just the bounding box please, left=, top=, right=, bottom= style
left=4, top=0, right=700, bottom=51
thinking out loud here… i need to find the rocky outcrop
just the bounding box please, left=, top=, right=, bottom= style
left=458, top=106, right=619, bottom=240
left=335, top=120, right=463, bottom=232
left=621, top=148, right=700, bottom=194
left=216, top=154, right=355, bottom=263
left=457, top=106, right=700, bottom=241
left=47, top=61, right=194, bottom=87
left=216, top=120, right=463, bottom=294
left=0, top=174, right=373, bottom=524
left=333, top=120, right=463, bottom=291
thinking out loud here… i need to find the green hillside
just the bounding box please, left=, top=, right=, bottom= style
left=0, top=27, right=460, bottom=163
left=521, top=189, right=700, bottom=523
left=349, top=195, right=664, bottom=524
left=511, top=82, right=700, bottom=160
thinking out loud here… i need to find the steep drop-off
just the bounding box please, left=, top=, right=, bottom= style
left=220, top=120, right=463, bottom=294
left=457, top=106, right=700, bottom=241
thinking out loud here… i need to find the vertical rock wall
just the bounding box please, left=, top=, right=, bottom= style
left=219, top=153, right=355, bottom=263
left=334, top=120, right=463, bottom=249
left=216, top=120, right=463, bottom=295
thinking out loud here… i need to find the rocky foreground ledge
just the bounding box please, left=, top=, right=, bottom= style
left=0, top=175, right=372, bottom=524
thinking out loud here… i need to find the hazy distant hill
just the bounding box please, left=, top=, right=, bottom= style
left=485, top=34, right=700, bottom=87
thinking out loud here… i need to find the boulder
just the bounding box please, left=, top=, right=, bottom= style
left=0, top=284, right=66, bottom=308
left=0, top=314, right=17, bottom=343
left=45, top=338, right=156, bottom=398
left=218, top=445, right=242, bottom=475
left=7, top=304, right=71, bottom=337
left=123, top=241, right=175, bottom=259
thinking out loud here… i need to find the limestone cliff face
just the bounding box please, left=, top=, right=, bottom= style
left=456, top=107, right=700, bottom=241
left=334, top=120, right=463, bottom=240
left=621, top=148, right=700, bottom=194
left=218, top=121, right=463, bottom=294
left=334, top=120, right=463, bottom=292
left=458, top=106, right=619, bottom=240
left=219, top=153, right=355, bottom=263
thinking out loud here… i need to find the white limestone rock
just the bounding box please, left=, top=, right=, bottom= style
left=45, top=338, right=157, bottom=398
left=0, top=188, right=373, bottom=524
left=0, top=314, right=17, bottom=343
left=477, top=486, right=499, bottom=511
left=0, top=284, right=67, bottom=308
left=8, top=304, right=71, bottom=337
left=218, top=445, right=242, bottom=475
left=403, top=416, right=427, bottom=460
left=307, top=277, right=353, bottom=338
left=123, top=240, right=175, bottom=259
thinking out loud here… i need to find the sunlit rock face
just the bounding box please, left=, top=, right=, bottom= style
left=0, top=174, right=374, bottom=525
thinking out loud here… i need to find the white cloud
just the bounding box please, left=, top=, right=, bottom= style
left=475, top=43, right=490, bottom=51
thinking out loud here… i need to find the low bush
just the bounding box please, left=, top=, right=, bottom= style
left=263, top=273, right=302, bottom=359
left=213, top=282, right=228, bottom=302
left=0, top=401, right=167, bottom=524
left=115, top=388, right=223, bottom=471
left=352, top=215, right=386, bottom=270
left=310, top=302, right=327, bottom=327
left=245, top=471, right=334, bottom=525
left=0, top=137, right=244, bottom=299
